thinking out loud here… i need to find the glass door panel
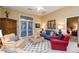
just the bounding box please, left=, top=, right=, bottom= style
left=21, top=21, right=27, bottom=37
left=28, top=21, right=33, bottom=36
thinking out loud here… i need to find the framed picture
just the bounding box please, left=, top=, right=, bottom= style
left=35, top=23, right=40, bottom=28
left=47, top=20, right=56, bottom=29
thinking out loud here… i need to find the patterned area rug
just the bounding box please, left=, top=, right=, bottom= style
left=23, top=40, right=50, bottom=53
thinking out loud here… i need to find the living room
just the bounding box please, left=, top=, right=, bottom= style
left=0, top=6, right=79, bottom=53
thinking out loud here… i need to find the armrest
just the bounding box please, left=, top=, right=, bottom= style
left=2, top=41, right=16, bottom=48
left=51, top=39, right=68, bottom=44
left=4, top=41, right=16, bottom=44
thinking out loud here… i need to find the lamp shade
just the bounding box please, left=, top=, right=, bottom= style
left=0, top=30, right=3, bottom=38
left=41, top=23, right=46, bottom=30
left=58, top=25, right=63, bottom=29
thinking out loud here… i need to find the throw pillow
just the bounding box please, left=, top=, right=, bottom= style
left=10, top=36, right=19, bottom=41
left=3, top=33, right=15, bottom=42
left=58, top=34, right=63, bottom=40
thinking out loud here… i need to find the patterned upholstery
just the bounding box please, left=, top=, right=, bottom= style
left=1, top=33, right=26, bottom=49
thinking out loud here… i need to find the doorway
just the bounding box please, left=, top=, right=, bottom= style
left=67, top=16, right=78, bottom=42
left=18, top=16, right=33, bottom=38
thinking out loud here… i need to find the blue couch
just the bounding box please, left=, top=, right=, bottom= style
left=42, top=30, right=51, bottom=40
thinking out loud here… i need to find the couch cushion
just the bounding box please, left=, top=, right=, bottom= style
left=4, top=33, right=15, bottom=41
left=46, top=30, right=51, bottom=35
left=10, top=36, right=19, bottom=41
left=4, top=33, right=19, bottom=42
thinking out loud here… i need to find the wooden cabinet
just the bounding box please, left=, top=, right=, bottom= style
left=0, top=18, right=17, bottom=35
left=0, top=39, right=2, bottom=48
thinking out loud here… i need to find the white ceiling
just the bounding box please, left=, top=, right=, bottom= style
left=4, top=6, right=65, bottom=16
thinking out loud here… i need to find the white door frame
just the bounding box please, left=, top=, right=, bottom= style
left=18, top=18, right=33, bottom=39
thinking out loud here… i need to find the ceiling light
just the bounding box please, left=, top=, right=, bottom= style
left=36, top=6, right=45, bottom=12
left=37, top=6, right=43, bottom=11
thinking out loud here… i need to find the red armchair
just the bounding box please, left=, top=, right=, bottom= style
left=50, top=35, right=70, bottom=51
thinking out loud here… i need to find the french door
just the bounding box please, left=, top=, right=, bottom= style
left=19, top=18, right=33, bottom=38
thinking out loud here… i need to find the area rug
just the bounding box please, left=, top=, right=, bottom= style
left=23, top=40, right=50, bottom=53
